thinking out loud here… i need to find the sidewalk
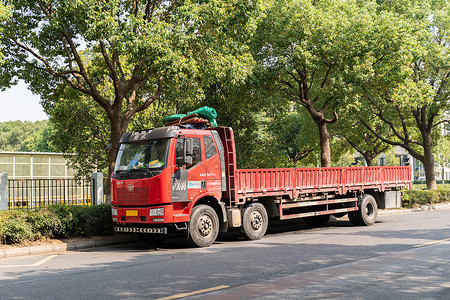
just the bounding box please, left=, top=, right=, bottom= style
left=1, top=203, right=449, bottom=259
left=0, top=234, right=139, bottom=259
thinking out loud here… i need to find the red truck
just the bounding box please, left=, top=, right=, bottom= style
left=111, top=126, right=412, bottom=247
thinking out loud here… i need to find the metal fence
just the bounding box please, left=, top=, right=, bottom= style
left=8, top=178, right=94, bottom=209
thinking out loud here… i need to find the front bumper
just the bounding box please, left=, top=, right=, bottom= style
left=114, top=226, right=168, bottom=234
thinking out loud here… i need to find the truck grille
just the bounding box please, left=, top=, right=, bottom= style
left=116, top=187, right=149, bottom=205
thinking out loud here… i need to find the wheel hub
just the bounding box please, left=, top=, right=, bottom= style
left=365, top=203, right=374, bottom=219
left=198, top=215, right=212, bottom=237
left=250, top=211, right=263, bottom=230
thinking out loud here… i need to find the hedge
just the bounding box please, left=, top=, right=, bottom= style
left=403, top=186, right=450, bottom=208
left=0, top=205, right=114, bottom=245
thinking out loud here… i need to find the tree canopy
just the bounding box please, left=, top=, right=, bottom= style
left=0, top=0, right=448, bottom=189
left=0, top=0, right=262, bottom=182
left=0, top=120, right=54, bottom=152
left=251, top=0, right=413, bottom=167
left=356, top=0, right=450, bottom=189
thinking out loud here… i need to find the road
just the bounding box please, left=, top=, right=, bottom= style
left=1, top=208, right=449, bottom=300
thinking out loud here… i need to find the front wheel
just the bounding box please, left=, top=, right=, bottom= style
left=241, top=202, right=268, bottom=240
left=352, top=194, right=378, bottom=226
left=189, top=205, right=219, bottom=247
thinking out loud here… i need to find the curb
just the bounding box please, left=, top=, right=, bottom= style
left=379, top=203, right=450, bottom=215
left=1, top=234, right=139, bottom=259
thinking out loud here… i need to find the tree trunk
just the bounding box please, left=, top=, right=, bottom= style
left=105, top=112, right=126, bottom=202
left=423, top=135, right=437, bottom=189
left=363, top=154, right=374, bottom=167
left=316, top=121, right=331, bottom=167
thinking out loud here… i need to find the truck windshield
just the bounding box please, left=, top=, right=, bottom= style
left=115, top=139, right=170, bottom=172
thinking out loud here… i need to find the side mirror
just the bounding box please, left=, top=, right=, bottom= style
left=175, top=137, right=194, bottom=167
left=185, top=138, right=194, bottom=156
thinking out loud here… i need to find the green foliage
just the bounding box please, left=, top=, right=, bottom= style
left=0, top=120, right=55, bottom=152
left=0, top=205, right=113, bottom=245
left=403, top=185, right=450, bottom=208
left=354, top=0, right=450, bottom=188
left=0, top=0, right=262, bottom=181
left=0, top=211, right=34, bottom=244
left=46, top=204, right=113, bottom=237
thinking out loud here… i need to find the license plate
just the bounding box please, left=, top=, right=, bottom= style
left=126, top=210, right=138, bottom=217
left=114, top=227, right=167, bottom=234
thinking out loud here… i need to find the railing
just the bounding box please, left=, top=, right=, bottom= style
left=8, top=178, right=94, bottom=209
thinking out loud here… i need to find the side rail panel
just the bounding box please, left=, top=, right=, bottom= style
left=235, top=166, right=411, bottom=201
left=295, top=168, right=344, bottom=196
left=236, top=169, right=294, bottom=199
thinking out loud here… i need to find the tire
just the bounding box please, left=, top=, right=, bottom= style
left=347, top=211, right=358, bottom=225
left=333, top=212, right=347, bottom=219
left=304, top=214, right=330, bottom=227
left=353, top=194, right=378, bottom=226
left=189, top=205, right=219, bottom=247
left=241, top=202, right=268, bottom=240
left=137, top=233, right=166, bottom=246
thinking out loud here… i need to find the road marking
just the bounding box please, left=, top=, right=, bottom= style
left=154, top=285, right=230, bottom=300
left=414, top=237, right=450, bottom=248
left=31, top=254, right=58, bottom=266
left=0, top=255, right=58, bottom=268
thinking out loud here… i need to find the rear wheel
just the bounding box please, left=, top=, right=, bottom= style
left=304, top=214, right=330, bottom=227
left=348, top=211, right=358, bottom=225
left=189, top=205, right=219, bottom=247
left=242, top=203, right=268, bottom=240
left=352, top=194, right=378, bottom=226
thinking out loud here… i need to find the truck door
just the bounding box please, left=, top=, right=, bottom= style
left=203, top=134, right=222, bottom=195
left=172, top=136, right=206, bottom=203
left=186, top=137, right=206, bottom=201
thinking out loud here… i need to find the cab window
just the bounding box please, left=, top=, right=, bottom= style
left=204, top=135, right=217, bottom=159
left=191, top=138, right=202, bottom=167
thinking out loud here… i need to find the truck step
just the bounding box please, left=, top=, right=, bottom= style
left=280, top=197, right=357, bottom=209
left=280, top=207, right=358, bottom=220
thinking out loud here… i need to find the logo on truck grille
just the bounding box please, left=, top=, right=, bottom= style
left=127, top=184, right=135, bottom=192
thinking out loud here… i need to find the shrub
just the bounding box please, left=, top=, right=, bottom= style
left=403, top=187, right=450, bottom=208
left=46, top=204, right=114, bottom=237
left=0, top=205, right=113, bottom=245
left=0, top=211, right=35, bottom=244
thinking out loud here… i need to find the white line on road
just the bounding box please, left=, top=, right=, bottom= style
left=154, top=285, right=230, bottom=300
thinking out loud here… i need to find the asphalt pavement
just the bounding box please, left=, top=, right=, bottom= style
left=1, top=203, right=448, bottom=259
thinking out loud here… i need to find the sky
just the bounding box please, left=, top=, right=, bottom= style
left=0, top=80, right=48, bottom=122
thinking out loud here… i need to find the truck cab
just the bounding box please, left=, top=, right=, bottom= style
left=111, top=126, right=228, bottom=246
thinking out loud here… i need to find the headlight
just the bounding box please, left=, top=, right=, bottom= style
left=111, top=208, right=118, bottom=216
left=149, top=207, right=164, bottom=217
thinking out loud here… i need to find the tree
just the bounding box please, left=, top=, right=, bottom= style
left=0, top=0, right=261, bottom=186
left=0, top=120, right=54, bottom=152
left=252, top=0, right=413, bottom=167
left=335, top=110, right=391, bottom=166
left=358, top=0, right=450, bottom=189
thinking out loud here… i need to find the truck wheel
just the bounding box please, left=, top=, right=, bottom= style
left=242, top=202, right=268, bottom=240
left=304, top=214, right=330, bottom=227
left=189, top=205, right=219, bottom=247
left=353, top=194, right=378, bottom=226
left=347, top=211, right=358, bottom=225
